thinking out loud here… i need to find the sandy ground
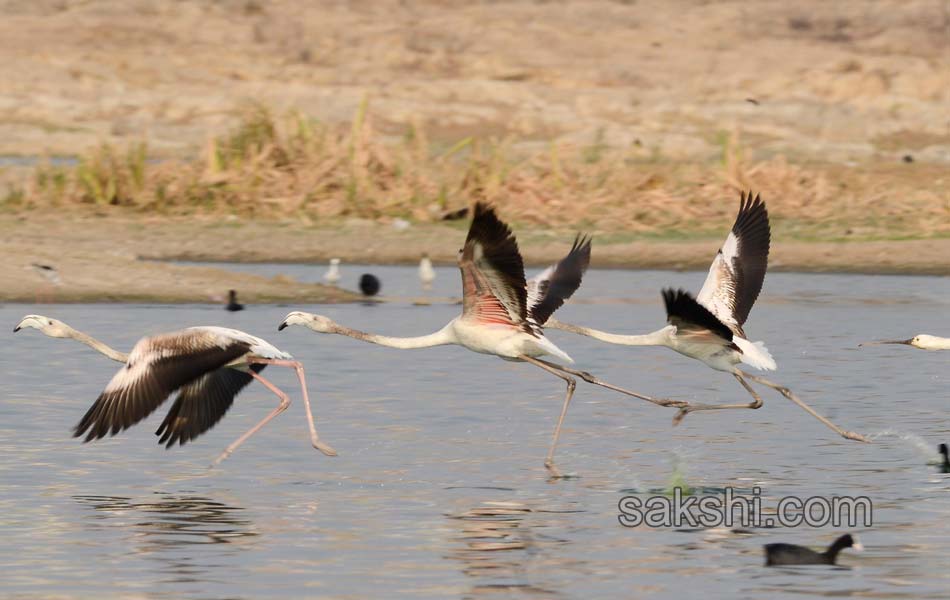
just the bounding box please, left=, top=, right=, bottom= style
left=4, top=213, right=948, bottom=304
left=2, top=214, right=361, bottom=303
left=0, top=0, right=948, bottom=163
left=1, top=1, right=948, bottom=302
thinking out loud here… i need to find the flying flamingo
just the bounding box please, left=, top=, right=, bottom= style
left=280, top=203, right=668, bottom=477
left=13, top=315, right=336, bottom=464
left=547, top=192, right=869, bottom=443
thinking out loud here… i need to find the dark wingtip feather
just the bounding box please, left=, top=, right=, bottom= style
left=571, top=233, right=593, bottom=257
left=528, top=232, right=593, bottom=325
left=728, top=191, right=771, bottom=326
left=463, top=201, right=528, bottom=320
left=662, top=288, right=734, bottom=341
left=733, top=191, right=770, bottom=249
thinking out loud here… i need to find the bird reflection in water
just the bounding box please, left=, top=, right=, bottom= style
left=73, top=494, right=258, bottom=584
left=74, top=493, right=258, bottom=546
left=445, top=501, right=566, bottom=599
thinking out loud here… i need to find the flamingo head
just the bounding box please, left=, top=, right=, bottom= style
left=861, top=334, right=949, bottom=351
left=278, top=311, right=336, bottom=333
left=13, top=314, right=71, bottom=337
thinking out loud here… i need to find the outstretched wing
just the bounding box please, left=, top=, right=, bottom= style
left=154, top=364, right=265, bottom=448
left=663, top=288, right=735, bottom=346
left=459, top=202, right=528, bottom=327
left=526, top=234, right=592, bottom=326
left=696, top=192, right=770, bottom=335
left=74, top=330, right=251, bottom=442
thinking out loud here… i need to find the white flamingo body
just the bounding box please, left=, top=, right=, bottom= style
left=281, top=203, right=592, bottom=476
left=185, top=326, right=291, bottom=366
left=13, top=315, right=335, bottom=463
left=449, top=317, right=572, bottom=363
left=548, top=193, right=867, bottom=443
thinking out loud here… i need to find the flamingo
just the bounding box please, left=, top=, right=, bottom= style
left=13, top=315, right=336, bottom=464
left=419, top=253, right=436, bottom=290
left=547, top=192, right=869, bottom=443
left=860, top=335, right=950, bottom=351
left=324, top=258, right=341, bottom=285
left=279, top=203, right=663, bottom=477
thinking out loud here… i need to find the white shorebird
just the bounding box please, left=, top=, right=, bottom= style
left=860, top=335, right=950, bottom=351
left=324, top=258, right=341, bottom=285
left=13, top=315, right=336, bottom=464
left=547, top=192, right=868, bottom=443
left=279, top=203, right=648, bottom=477
left=419, top=253, right=436, bottom=291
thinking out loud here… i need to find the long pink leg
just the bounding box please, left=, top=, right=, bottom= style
left=671, top=373, right=764, bottom=424
left=211, top=370, right=292, bottom=466
left=246, top=358, right=337, bottom=456
left=534, top=358, right=691, bottom=410
left=740, top=371, right=870, bottom=443
left=519, top=355, right=577, bottom=479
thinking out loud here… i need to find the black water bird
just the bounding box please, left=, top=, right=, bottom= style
left=939, top=443, right=950, bottom=473
left=226, top=290, right=244, bottom=312
left=764, top=534, right=862, bottom=566
left=359, top=274, right=381, bottom=297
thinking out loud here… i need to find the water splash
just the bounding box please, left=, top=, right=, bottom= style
left=869, top=429, right=940, bottom=464
left=663, top=449, right=695, bottom=496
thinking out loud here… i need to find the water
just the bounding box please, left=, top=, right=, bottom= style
left=2, top=267, right=949, bottom=598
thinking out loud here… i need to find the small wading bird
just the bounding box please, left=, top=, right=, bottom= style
left=419, top=253, right=436, bottom=291
left=860, top=335, right=950, bottom=351
left=324, top=258, right=341, bottom=285
left=279, top=203, right=673, bottom=477
left=547, top=192, right=868, bottom=443
left=764, top=533, right=863, bottom=566
left=13, top=315, right=335, bottom=465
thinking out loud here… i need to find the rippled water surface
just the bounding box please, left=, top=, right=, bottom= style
left=2, top=266, right=949, bottom=598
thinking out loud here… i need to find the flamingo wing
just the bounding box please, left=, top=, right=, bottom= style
left=663, top=288, right=736, bottom=347
left=74, top=330, right=251, bottom=442
left=154, top=364, right=265, bottom=448
left=696, top=192, right=770, bottom=335
left=526, top=234, right=592, bottom=326
left=459, top=202, right=528, bottom=327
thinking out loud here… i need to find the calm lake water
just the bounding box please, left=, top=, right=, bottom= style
left=2, top=266, right=949, bottom=599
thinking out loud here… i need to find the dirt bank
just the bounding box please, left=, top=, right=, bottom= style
left=3, top=214, right=946, bottom=304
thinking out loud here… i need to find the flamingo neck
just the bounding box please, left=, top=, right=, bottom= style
left=548, top=320, right=672, bottom=347
left=66, top=327, right=128, bottom=362
left=330, top=323, right=456, bottom=349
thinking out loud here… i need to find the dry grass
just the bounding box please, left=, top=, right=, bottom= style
left=5, top=104, right=948, bottom=241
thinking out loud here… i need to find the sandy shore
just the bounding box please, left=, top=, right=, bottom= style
left=4, top=214, right=946, bottom=304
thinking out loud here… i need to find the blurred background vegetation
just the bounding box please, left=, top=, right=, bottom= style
left=1, top=0, right=948, bottom=241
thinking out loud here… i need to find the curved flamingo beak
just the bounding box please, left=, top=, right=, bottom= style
left=277, top=321, right=288, bottom=331
left=859, top=339, right=913, bottom=347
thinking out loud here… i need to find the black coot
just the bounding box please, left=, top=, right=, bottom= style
left=226, top=290, right=244, bottom=312
left=764, top=534, right=862, bottom=566
left=359, top=274, right=381, bottom=297
left=939, top=443, right=950, bottom=473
